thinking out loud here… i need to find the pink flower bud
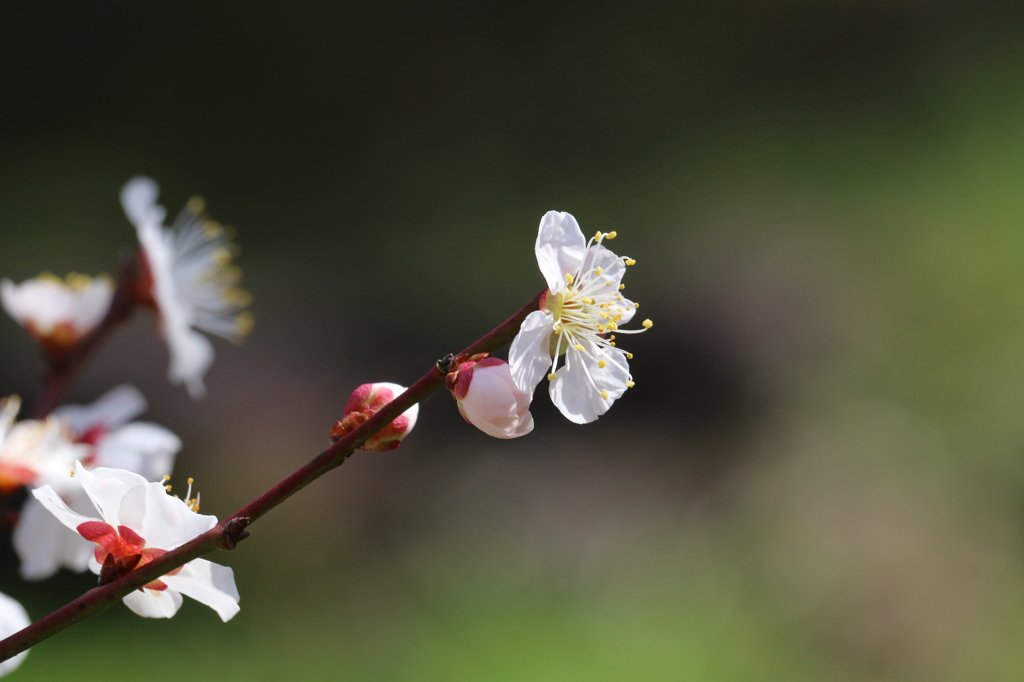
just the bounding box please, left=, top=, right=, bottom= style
left=333, top=382, right=418, bottom=451
left=448, top=358, right=534, bottom=439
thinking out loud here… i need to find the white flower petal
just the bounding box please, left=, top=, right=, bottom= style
left=120, top=176, right=166, bottom=230
left=118, top=482, right=216, bottom=551
left=30, top=484, right=97, bottom=532
left=123, top=587, right=182, bottom=619
left=55, top=384, right=147, bottom=433
left=509, top=310, right=555, bottom=394
left=535, top=211, right=586, bottom=294
left=94, top=423, right=180, bottom=481
left=549, top=343, right=629, bottom=424
left=14, top=492, right=94, bottom=580
left=0, top=592, right=30, bottom=676
left=76, top=464, right=148, bottom=526
left=165, top=323, right=214, bottom=400
left=163, top=559, right=240, bottom=622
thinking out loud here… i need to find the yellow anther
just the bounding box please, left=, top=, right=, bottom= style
left=187, top=195, right=207, bottom=215
left=625, top=380, right=635, bottom=388
left=610, top=335, right=616, bottom=341
left=613, top=314, right=622, bottom=322
left=634, top=302, right=640, bottom=308
left=598, top=360, right=607, bottom=369
left=605, top=282, right=612, bottom=286
left=610, top=342, right=616, bottom=347
left=626, top=353, right=634, bottom=359
left=565, top=273, right=574, bottom=285
left=235, top=312, right=255, bottom=339
left=606, top=231, right=617, bottom=239
left=595, top=266, right=603, bottom=276
left=616, top=296, right=623, bottom=301
left=69, top=470, right=75, bottom=478
left=619, top=283, right=625, bottom=290
left=596, top=324, right=605, bottom=332
left=582, top=297, right=595, bottom=304
left=601, top=390, right=609, bottom=400
left=187, top=477, right=194, bottom=485
left=163, top=475, right=171, bottom=481
left=574, top=344, right=585, bottom=351
left=165, top=485, right=172, bottom=492
left=594, top=231, right=603, bottom=240
left=599, top=312, right=610, bottom=319
left=642, top=319, right=653, bottom=328
left=625, top=258, right=636, bottom=266
left=547, top=373, right=558, bottom=381
left=606, top=321, right=618, bottom=331
left=553, top=323, right=563, bottom=334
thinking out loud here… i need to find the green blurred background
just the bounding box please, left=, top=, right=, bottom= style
left=2, top=1, right=1024, bottom=679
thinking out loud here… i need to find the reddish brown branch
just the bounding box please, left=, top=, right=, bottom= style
left=0, top=288, right=544, bottom=663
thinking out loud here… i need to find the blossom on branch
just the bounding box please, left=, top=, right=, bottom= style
left=0, top=592, right=30, bottom=676
left=32, top=463, right=240, bottom=621
left=446, top=356, right=533, bottom=438
left=14, top=385, right=181, bottom=580
left=121, top=176, right=253, bottom=399
left=1, top=273, right=113, bottom=361
left=0, top=396, right=86, bottom=496
left=332, top=382, right=419, bottom=451
left=509, top=212, right=652, bottom=424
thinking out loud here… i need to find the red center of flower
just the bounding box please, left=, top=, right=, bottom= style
left=0, top=463, right=36, bottom=496
left=77, top=521, right=180, bottom=590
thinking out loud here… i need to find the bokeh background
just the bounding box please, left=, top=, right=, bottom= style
left=2, top=1, right=1024, bottom=679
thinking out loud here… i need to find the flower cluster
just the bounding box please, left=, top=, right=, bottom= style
left=0, top=174, right=651, bottom=678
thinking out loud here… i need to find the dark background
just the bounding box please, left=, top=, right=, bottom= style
left=3, top=2, right=1024, bottom=679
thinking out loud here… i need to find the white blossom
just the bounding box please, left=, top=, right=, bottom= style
left=0, top=592, right=30, bottom=677
left=33, top=463, right=239, bottom=621
left=509, top=212, right=651, bottom=423
left=1, top=273, right=113, bottom=352
left=14, top=385, right=181, bottom=580
left=121, top=176, right=252, bottom=399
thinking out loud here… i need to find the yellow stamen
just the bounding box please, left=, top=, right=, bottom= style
left=163, top=475, right=171, bottom=481
left=606, top=321, right=618, bottom=331
left=619, top=283, right=625, bottom=290
left=642, top=319, right=653, bottom=328
left=235, top=312, right=255, bottom=339
left=599, top=312, right=610, bottom=319
left=574, top=344, right=585, bottom=351
left=609, top=335, right=616, bottom=340
left=625, top=380, right=635, bottom=388
left=625, top=259, right=636, bottom=266
left=595, top=266, right=603, bottom=276
left=626, top=353, right=633, bottom=359
left=606, top=231, right=617, bottom=239
left=553, top=323, right=563, bottom=334
left=69, top=470, right=75, bottom=477
left=610, top=342, right=616, bottom=347
left=582, top=297, right=594, bottom=304
left=547, top=373, right=557, bottom=381
left=187, top=477, right=194, bottom=485
left=617, top=296, right=623, bottom=301
left=634, top=302, right=639, bottom=308
left=594, top=231, right=603, bottom=240
left=565, top=273, right=574, bottom=285
left=165, top=485, right=172, bottom=492
left=601, top=390, right=609, bottom=400
left=187, top=195, right=207, bottom=215
left=598, top=360, right=607, bottom=368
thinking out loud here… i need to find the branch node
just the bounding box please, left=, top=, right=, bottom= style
left=222, top=517, right=251, bottom=550
left=436, top=353, right=455, bottom=374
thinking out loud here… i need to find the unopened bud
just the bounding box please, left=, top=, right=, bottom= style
left=447, top=358, right=534, bottom=439
left=333, top=382, right=419, bottom=451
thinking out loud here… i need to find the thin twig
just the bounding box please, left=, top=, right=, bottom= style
left=0, top=288, right=544, bottom=663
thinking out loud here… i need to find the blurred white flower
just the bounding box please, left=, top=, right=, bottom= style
left=14, top=385, right=181, bottom=580
left=509, top=212, right=651, bottom=424
left=447, top=357, right=533, bottom=438
left=0, top=396, right=86, bottom=496
left=334, top=382, right=418, bottom=451
left=33, top=463, right=240, bottom=622
left=121, top=176, right=252, bottom=399
left=0, top=591, right=30, bottom=677
left=0, top=273, right=113, bottom=358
